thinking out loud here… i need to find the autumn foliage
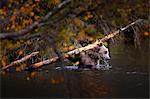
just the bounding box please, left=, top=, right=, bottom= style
left=0, top=0, right=149, bottom=71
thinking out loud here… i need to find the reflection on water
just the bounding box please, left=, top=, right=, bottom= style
left=1, top=40, right=149, bottom=98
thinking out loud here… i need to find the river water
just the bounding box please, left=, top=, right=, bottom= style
left=1, top=40, right=149, bottom=98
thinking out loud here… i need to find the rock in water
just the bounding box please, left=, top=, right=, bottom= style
left=55, top=66, right=79, bottom=70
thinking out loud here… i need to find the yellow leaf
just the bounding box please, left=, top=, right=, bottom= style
left=6, top=27, right=10, bottom=31
left=34, top=16, right=40, bottom=21
left=51, top=0, right=61, bottom=5
left=15, top=28, right=18, bottom=31
left=63, top=47, right=68, bottom=51
left=84, top=16, right=89, bottom=21
left=68, top=46, right=74, bottom=50
left=2, top=11, right=7, bottom=16
left=1, top=16, right=4, bottom=20
left=35, top=28, right=39, bottom=32
left=64, top=54, right=69, bottom=58
left=63, top=43, right=67, bottom=46
left=103, top=42, right=108, bottom=47
left=8, top=4, right=12, bottom=8
left=51, top=78, right=56, bottom=84
left=74, top=18, right=82, bottom=27
left=75, top=61, right=79, bottom=65
left=0, top=9, right=3, bottom=14
left=18, top=50, right=23, bottom=55
left=16, top=67, right=21, bottom=72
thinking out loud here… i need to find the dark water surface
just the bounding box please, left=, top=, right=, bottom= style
left=1, top=41, right=149, bottom=98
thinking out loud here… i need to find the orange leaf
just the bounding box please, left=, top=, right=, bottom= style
left=30, top=12, right=34, bottom=16
left=51, top=78, right=56, bottom=84
left=143, top=32, right=149, bottom=36
left=16, top=67, right=21, bottom=72
left=11, top=24, right=15, bottom=29
left=34, top=16, right=40, bottom=21
left=31, top=72, right=37, bottom=78
left=18, top=50, right=23, bottom=55
left=20, top=7, right=25, bottom=12
left=75, top=61, right=80, bottom=65
left=11, top=15, right=16, bottom=21
left=1, top=59, right=7, bottom=67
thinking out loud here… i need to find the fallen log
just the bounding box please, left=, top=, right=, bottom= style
left=2, top=51, right=39, bottom=70
left=2, top=19, right=143, bottom=70
left=31, top=19, right=143, bottom=69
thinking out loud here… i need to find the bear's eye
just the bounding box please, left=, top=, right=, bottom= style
left=104, top=51, right=107, bottom=54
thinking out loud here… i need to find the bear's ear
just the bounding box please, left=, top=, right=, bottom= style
left=98, top=43, right=102, bottom=46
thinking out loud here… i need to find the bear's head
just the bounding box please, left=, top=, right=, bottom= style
left=97, top=43, right=110, bottom=60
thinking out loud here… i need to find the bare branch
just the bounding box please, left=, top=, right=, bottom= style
left=0, top=0, right=71, bottom=39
